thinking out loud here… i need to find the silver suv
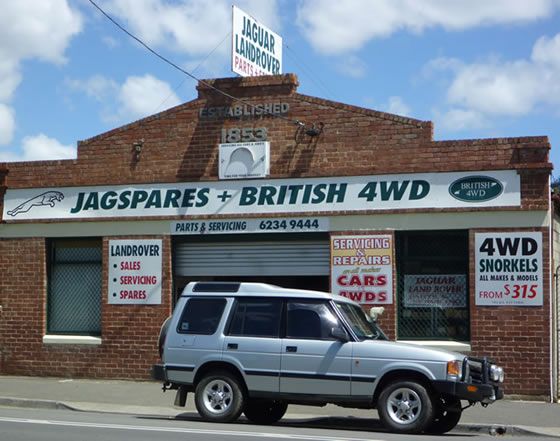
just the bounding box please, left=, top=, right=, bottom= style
left=153, top=282, right=504, bottom=434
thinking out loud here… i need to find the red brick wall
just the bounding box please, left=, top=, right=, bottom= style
left=469, top=227, right=551, bottom=396
left=3, top=76, right=550, bottom=198
left=0, top=238, right=46, bottom=374
left=0, top=74, right=553, bottom=394
left=0, top=236, right=172, bottom=378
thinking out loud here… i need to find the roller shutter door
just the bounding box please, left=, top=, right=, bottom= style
left=174, top=239, right=329, bottom=276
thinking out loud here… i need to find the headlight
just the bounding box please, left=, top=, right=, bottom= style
left=490, top=364, right=505, bottom=383
left=447, top=360, right=462, bottom=381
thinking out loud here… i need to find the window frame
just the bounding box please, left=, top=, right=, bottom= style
left=46, top=238, right=103, bottom=336
left=176, top=297, right=227, bottom=335
left=396, top=230, right=470, bottom=342
left=334, top=301, right=387, bottom=341
left=284, top=299, right=341, bottom=341
left=225, top=297, right=283, bottom=338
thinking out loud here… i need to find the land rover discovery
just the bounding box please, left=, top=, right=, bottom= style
left=153, top=282, right=504, bottom=434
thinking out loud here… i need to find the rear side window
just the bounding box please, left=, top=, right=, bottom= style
left=228, top=298, right=282, bottom=338
left=178, top=298, right=226, bottom=335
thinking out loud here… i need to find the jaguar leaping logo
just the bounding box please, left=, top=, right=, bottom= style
left=7, top=191, right=64, bottom=217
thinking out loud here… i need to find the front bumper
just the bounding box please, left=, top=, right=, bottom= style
left=433, top=380, right=503, bottom=403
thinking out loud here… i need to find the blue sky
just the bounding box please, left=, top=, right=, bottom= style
left=1, top=0, right=560, bottom=175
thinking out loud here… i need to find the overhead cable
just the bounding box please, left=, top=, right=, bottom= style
left=87, top=0, right=306, bottom=127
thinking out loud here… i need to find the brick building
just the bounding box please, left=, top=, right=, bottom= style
left=0, top=74, right=554, bottom=398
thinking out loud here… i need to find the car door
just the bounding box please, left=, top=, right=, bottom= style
left=165, top=297, right=227, bottom=385
left=280, top=300, right=352, bottom=397
left=222, top=297, right=282, bottom=393
left=333, top=301, right=383, bottom=398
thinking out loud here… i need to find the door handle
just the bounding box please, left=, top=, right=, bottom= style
left=227, top=343, right=238, bottom=350
left=286, top=346, right=297, bottom=353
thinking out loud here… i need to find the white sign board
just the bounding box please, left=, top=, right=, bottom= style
left=171, top=217, right=329, bottom=234
left=475, top=232, right=543, bottom=306
left=232, top=5, right=282, bottom=77
left=404, top=275, right=467, bottom=308
left=108, top=239, right=162, bottom=305
left=219, top=142, right=269, bottom=179
left=2, top=170, right=521, bottom=221
left=330, top=235, right=393, bottom=305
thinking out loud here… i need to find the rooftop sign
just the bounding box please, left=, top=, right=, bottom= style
left=232, top=5, right=282, bottom=77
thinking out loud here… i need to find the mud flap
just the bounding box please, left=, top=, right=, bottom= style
left=174, top=386, right=188, bottom=407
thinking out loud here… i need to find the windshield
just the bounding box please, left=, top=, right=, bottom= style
left=335, top=302, right=387, bottom=341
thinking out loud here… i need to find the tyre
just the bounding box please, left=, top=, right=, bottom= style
left=377, top=380, right=434, bottom=434
left=194, top=371, right=245, bottom=423
left=426, top=397, right=462, bottom=434
left=243, top=399, right=288, bottom=425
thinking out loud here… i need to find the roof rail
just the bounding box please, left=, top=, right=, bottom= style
left=191, top=282, right=241, bottom=293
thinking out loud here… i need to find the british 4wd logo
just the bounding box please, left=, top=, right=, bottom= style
left=449, top=176, right=503, bottom=202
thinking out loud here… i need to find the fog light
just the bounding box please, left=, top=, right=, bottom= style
left=490, top=364, right=504, bottom=382
left=467, top=385, right=478, bottom=393
left=497, top=367, right=505, bottom=383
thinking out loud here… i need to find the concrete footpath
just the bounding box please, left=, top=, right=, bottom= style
left=0, top=375, right=559, bottom=437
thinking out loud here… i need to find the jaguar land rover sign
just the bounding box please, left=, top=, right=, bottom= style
left=232, top=5, right=282, bottom=77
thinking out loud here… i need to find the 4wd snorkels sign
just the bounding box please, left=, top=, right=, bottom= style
left=2, top=170, right=520, bottom=221
left=232, top=5, right=282, bottom=77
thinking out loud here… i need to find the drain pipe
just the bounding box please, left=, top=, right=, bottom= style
left=550, top=178, right=557, bottom=403
left=553, top=260, right=559, bottom=403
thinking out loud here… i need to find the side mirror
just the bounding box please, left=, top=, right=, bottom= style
left=369, top=306, right=385, bottom=322
left=330, top=326, right=349, bottom=342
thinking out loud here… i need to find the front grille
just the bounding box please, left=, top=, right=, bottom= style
left=463, top=356, right=490, bottom=384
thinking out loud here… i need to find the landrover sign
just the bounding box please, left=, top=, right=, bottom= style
left=449, top=176, right=504, bottom=202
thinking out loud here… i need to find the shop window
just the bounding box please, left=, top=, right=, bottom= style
left=396, top=231, right=469, bottom=341
left=47, top=239, right=102, bottom=335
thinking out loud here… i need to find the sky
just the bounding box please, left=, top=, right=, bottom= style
left=1, top=0, right=560, bottom=175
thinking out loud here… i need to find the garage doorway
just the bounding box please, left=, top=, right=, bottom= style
left=172, top=233, right=330, bottom=305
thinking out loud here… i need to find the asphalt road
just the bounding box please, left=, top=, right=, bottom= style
left=1, top=406, right=557, bottom=441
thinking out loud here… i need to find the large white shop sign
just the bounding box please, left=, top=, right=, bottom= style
left=108, top=239, right=162, bottom=305
left=475, top=232, right=543, bottom=306
left=2, top=170, right=520, bottom=221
